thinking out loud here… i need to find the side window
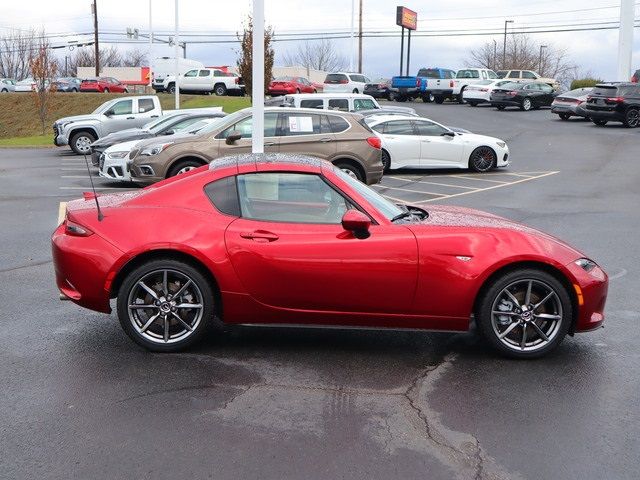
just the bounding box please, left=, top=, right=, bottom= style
left=184, top=70, right=198, bottom=77
left=481, top=71, right=487, bottom=79
left=522, top=71, right=537, bottom=79
left=204, top=176, right=240, bottom=216
left=171, top=117, right=202, bottom=131
left=281, top=113, right=323, bottom=136
left=508, top=71, right=520, bottom=79
left=487, top=70, right=497, bottom=79
left=199, top=70, right=211, bottom=77
left=237, top=173, right=350, bottom=224
left=353, top=98, right=377, bottom=111
left=414, top=120, right=449, bottom=136
left=382, top=120, right=415, bottom=135
left=138, top=98, right=155, bottom=113
left=327, top=115, right=350, bottom=133
left=111, top=100, right=133, bottom=115
left=371, top=123, right=385, bottom=134
left=328, top=99, right=349, bottom=111
left=218, top=113, right=278, bottom=139
left=300, top=99, right=324, bottom=109
left=540, top=84, right=553, bottom=93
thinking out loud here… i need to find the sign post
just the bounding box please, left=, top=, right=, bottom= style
left=396, top=6, right=417, bottom=77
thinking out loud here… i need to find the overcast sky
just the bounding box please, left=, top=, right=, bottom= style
left=1, top=0, right=638, bottom=80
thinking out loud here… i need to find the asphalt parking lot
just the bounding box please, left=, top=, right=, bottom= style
left=1, top=101, right=639, bottom=480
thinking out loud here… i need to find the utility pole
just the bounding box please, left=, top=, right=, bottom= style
left=148, top=0, right=153, bottom=89
left=538, top=45, right=547, bottom=74
left=502, top=20, right=513, bottom=70
left=492, top=39, right=497, bottom=70
left=252, top=0, right=265, bottom=154
left=174, top=0, right=179, bottom=109
left=92, top=0, right=99, bottom=76
left=349, top=0, right=355, bottom=71
left=618, top=0, right=634, bottom=81
left=357, top=0, right=363, bottom=73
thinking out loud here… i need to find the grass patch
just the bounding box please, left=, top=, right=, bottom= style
left=0, top=134, right=52, bottom=147
left=0, top=92, right=251, bottom=140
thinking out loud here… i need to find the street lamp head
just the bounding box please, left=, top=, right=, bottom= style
left=506, top=20, right=514, bottom=24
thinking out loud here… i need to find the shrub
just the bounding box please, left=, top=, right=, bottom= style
left=570, top=78, right=603, bottom=89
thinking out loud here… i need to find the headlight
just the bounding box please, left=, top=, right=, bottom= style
left=496, top=141, right=506, bottom=148
left=59, top=121, right=73, bottom=129
left=140, top=142, right=173, bottom=156
left=574, top=258, right=597, bottom=272
left=107, top=151, right=129, bottom=159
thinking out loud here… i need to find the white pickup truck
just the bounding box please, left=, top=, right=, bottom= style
left=162, top=68, right=245, bottom=96
left=452, top=68, right=499, bottom=102
left=53, top=95, right=222, bottom=155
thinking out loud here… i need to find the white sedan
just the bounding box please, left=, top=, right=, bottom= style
left=366, top=115, right=509, bottom=172
left=462, top=79, right=513, bottom=106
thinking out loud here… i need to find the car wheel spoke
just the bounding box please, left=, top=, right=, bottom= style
left=532, top=292, right=554, bottom=311
left=163, top=316, right=169, bottom=342
left=498, top=321, right=519, bottom=339
left=139, top=281, right=159, bottom=300
left=140, top=313, right=161, bottom=333
left=520, top=324, right=527, bottom=350
left=504, top=289, right=521, bottom=308
left=172, top=279, right=192, bottom=299
left=534, top=313, right=561, bottom=320
left=171, top=311, right=193, bottom=331
left=162, top=270, right=168, bottom=296
left=530, top=321, right=549, bottom=341
left=524, top=280, right=532, bottom=306
left=175, top=303, right=202, bottom=309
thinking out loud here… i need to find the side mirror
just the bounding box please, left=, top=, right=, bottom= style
left=341, top=210, right=371, bottom=239
left=225, top=131, right=242, bottom=145
left=104, top=109, right=114, bottom=117
left=441, top=131, right=455, bottom=137
left=163, top=129, right=175, bottom=136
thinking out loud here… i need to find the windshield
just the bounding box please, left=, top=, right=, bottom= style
left=332, top=168, right=403, bottom=220
left=187, top=117, right=225, bottom=134
left=144, top=114, right=184, bottom=133
left=92, top=100, right=114, bottom=114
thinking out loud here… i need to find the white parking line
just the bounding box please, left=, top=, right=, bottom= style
left=452, top=175, right=511, bottom=184
left=413, top=171, right=559, bottom=204
left=374, top=184, right=446, bottom=197
left=60, top=168, right=91, bottom=171
left=387, top=176, right=478, bottom=190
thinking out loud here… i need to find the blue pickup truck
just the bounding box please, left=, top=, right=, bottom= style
left=391, top=67, right=458, bottom=103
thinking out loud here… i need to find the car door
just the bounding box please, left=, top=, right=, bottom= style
left=538, top=83, right=555, bottom=105
left=134, top=98, right=160, bottom=126
left=277, top=112, right=336, bottom=158
left=223, top=171, right=418, bottom=318
left=104, top=99, right=136, bottom=133
left=195, top=69, right=211, bottom=92
left=413, top=119, right=465, bottom=167
left=522, top=84, right=540, bottom=105
left=181, top=69, right=198, bottom=90
left=216, top=112, right=280, bottom=155
left=371, top=120, right=421, bottom=169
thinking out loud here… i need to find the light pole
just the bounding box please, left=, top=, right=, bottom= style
left=148, top=0, right=153, bottom=90
left=538, top=45, right=547, bottom=74
left=618, top=0, right=634, bottom=81
left=252, top=0, right=265, bottom=154
left=502, top=20, right=513, bottom=69
left=350, top=0, right=355, bottom=71
left=174, top=0, right=179, bottom=109
left=492, top=39, right=497, bottom=70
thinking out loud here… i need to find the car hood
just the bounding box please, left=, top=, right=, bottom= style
left=92, top=129, right=150, bottom=147
left=455, top=132, right=503, bottom=145
left=56, top=113, right=103, bottom=125
left=132, top=131, right=206, bottom=149
left=104, top=139, right=143, bottom=154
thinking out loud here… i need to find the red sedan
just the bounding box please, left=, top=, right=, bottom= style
left=268, top=76, right=317, bottom=96
left=52, top=154, right=608, bottom=358
left=79, top=77, right=129, bottom=93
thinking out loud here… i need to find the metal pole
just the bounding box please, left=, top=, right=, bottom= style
left=148, top=0, right=152, bottom=89
left=252, top=0, right=265, bottom=154
left=93, top=0, right=99, bottom=76
left=502, top=21, right=508, bottom=69
left=538, top=45, right=546, bottom=74
left=350, top=0, right=355, bottom=71
left=406, top=29, right=411, bottom=76
left=492, top=40, right=497, bottom=70
left=617, top=0, right=634, bottom=81
left=357, top=0, right=363, bottom=73
left=174, top=0, right=179, bottom=109
left=399, top=27, right=404, bottom=76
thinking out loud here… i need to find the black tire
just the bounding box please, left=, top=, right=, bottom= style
left=168, top=159, right=205, bottom=178
left=468, top=101, right=479, bottom=107
left=496, top=105, right=506, bottom=111
left=558, top=113, right=570, bottom=120
left=458, top=88, right=466, bottom=104
left=166, top=83, right=176, bottom=94
left=352, top=88, right=359, bottom=94
left=623, top=107, right=640, bottom=128
left=592, top=118, right=607, bottom=126
left=296, top=88, right=301, bottom=94
left=521, top=98, right=532, bottom=111
left=434, top=96, right=445, bottom=104
left=476, top=268, right=572, bottom=359
left=103, top=88, right=109, bottom=93
left=396, top=95, right=408, bottom=103
left=0, top=88, right=7, bottom=93
left=334, top=161, right=364, bottom=182
left=313, top=89, right=318, bottom=94
left=71, top=88, right=78, bottom=93
left=381, top=149, right=391, bottom=173
left=123, top=88, right=129, bottom=93
left=70, top=131, right=96, bottom=155
left=469, top=146, right=497, bottom=172
left=117, top=259, right=215, bottom=352
left=214, top=84, right=227, bottom=96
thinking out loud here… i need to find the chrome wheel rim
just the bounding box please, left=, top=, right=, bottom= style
left=627, top=110, right=639, bottom=126
left=75, top=136, right=92, bottom=153
left=341, top=168, right=359, bottom=180
left=491, top=279, right=563, bottom=352
left=523, top=99, right=531, bottom=110
left=471, top=147, right=495, bottom=171
left=177, top=166, right=197, bottom=175
left=127, top=269, right=204, bottom=344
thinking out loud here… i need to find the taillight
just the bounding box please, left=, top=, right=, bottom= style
left=235, top=77, right=240, bottom=84
left=507, top=91, right=518, bottom=96
left=339, top=79, right=348, bottom=84
left=367, top=137, right=381, bottom=149
left=605, top=97, right=624, bottom=104
left=416, top=78, right=421, bottom=87
left=65, top=220, right=93, bottom=237
left=449, top=80, right=454, bottom=88
left=479, top=88, right=488, bottom=92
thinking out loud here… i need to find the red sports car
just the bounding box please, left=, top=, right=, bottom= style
left=268, top=76, right=317, bottom=96
left=79, top=77, right=129, bottom=93
left=52, top=154, right=608, bottom=358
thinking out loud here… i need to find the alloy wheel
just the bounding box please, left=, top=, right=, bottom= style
left=626, top=109, right=639, bottom=127
left=490, top=279, right=563, bottom=353
left=470, top=147, right=496, bottom=172
left=177, top=166, right=197, bottom=175
left=126, top=269, right=204, bottom=345
left=522, top=98, right=532, bottom=111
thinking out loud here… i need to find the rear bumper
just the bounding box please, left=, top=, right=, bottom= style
left=491, top=99, right=521, bottom=107
left=427, top=89, right=453, bottom=96
left=584, top=108, right=623, bottom=122
left=80, top=88, right=102, bottom=92
left=268, top=88, right=295, bottom=96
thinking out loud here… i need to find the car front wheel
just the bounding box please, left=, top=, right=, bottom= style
left=592, top=118, right=607, bottom=126
left=168, top=159, right=204, bottom=177
left=214, top=84, right=227, bottom=96
left=469, top=146, right=496, bottom=172
left=117, top=259, right=215, bottom=352
left=558, top=113, right=570, bottom=120
left=521, top=98, right=532, bottom=111
left=70, top=131, right=96, bottom=155
left=476, top=269, right=572, bottom=359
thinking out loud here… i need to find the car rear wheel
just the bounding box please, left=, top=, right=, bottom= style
left=476, top=269, right=572, bottom=359
left=458, top=88, right=466, bottom=104
left=396, top=95, right=408, bottom=102
left=496, top=105, right=506, bottom=110
left=381, top=150, right=391, bottom=173
left=71, top=88, right=78, bottom=92
left=1, top=88, right=7, bottom=93
left=168, top=159, right=204, bottom=177
left=166, top=83, right=176, bottom=94
left=592, top=118, right=607, bottom=126
left=117, top=259, right=215, bottom=352
left=521, top=98, right=532, bottom=111
left=468, top=101, right=479, bottom=107
left=468, top=146, right=496, bottom=172
left=623, top=108, right=640, bottom=127
left=334, top=161, right=364, bottom=182
left=214, top=84, right=227, bottom=96
left=558, top=113, right=570, bottom=120
left=434, top=96, right=445, bottom=104
left=70, top=131, right=96, bottom=155
left=103, top=88, right=110, bottom=93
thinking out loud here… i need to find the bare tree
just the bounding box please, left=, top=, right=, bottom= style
left=237, top=16, right=275, bottom=96
left=281, top=39, right=347, bottom=74
left=122, top=48, right=147, bottom=67
left=30, top=35, right=57, bottom=135
left=66, top=46, right=125, bottom=75
left=466, top=34, right=578, bottom=86
left=0, top=29, right=38, bottom=80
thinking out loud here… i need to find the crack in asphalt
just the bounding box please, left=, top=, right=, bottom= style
left=0, top=259, right=52, bottom=274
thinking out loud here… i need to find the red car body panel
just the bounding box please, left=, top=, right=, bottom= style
left=268, top=77, right=315, bottom=96
left=79, top=78, right=127, bottom=93
left=51, top=157, right=608, bottom=334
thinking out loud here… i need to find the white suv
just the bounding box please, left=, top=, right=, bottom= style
left=323, top=72, right=371, bottom=94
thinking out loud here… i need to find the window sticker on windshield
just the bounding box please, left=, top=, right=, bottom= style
left=289, top=116, right=313, bottom=133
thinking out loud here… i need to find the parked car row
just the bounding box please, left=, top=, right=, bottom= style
left=0, top=76, right=129, bottom=93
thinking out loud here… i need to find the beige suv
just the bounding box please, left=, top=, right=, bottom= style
left=128, top=107, right=383, bottom=185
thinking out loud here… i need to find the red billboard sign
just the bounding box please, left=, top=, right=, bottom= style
left=396, top=6, right=417, bottom=31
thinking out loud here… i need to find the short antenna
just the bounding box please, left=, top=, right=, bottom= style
left=82, top=153, right=104, bottom=221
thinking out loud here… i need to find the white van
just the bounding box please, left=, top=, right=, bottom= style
left=276, top=93, right=416, bottom=116
left=152, top=57, right=204, bottom=92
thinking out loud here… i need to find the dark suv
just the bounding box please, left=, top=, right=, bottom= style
left=585, top=83, right=640, bottom=127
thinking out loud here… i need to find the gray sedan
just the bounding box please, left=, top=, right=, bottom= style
left=551, top=87, right=593, bottom=120
left=0, top=78, right=16, bottom=93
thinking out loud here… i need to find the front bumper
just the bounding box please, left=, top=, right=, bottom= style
left=99, top=154, right=132, bottom=181
left=565, top=261, right=609, bottom=332
left=53, top=125, right=69, bottom=146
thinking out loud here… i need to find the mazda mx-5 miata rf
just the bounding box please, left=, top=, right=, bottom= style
left=52, top=154, right=608, bottom=358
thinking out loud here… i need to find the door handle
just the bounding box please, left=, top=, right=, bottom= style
left=264, top=141, right=276, bottom=146
left=150, top=115, right=159, bottom=118
left=240, top=230, right=279, bottom=242
left=126, top=117, right=135, bottom=120
left=421, top=139, right=431, bottom=143
left=319, top=137, right=332, bottom=143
